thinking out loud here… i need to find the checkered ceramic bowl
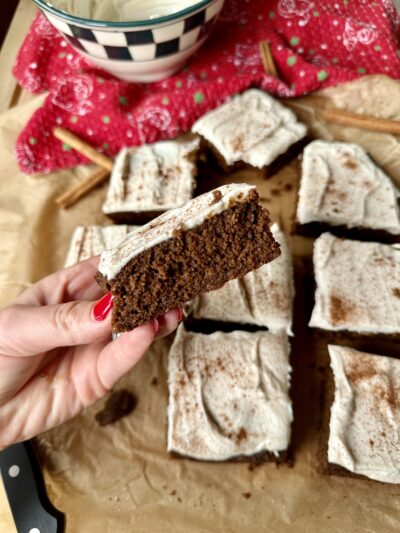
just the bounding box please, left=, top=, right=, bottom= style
left=32, top=0, right=224, bottom=82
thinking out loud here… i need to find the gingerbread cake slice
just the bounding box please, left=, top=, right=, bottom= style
left=96, top=183, right=281, bottom=332
left=191, top=89, right=307, bottom=174
left=102, top=136, right=199, bottom=224
left=64, top=225, right=138, bottom=267
left=296, top=141, right=400, bottom=240
left=167, top=325, right=292, bottom=462
left=190, top=223, right=294, bottom=334
left=309, top=233, right=400, bottom=338
left=325, top=344, right=400, bottom=483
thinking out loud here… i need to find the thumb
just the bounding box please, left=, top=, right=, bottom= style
left=0, top=293, right=113, bottom=357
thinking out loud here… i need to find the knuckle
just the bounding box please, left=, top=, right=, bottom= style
left=0, top=306, right=14, bottom=335
left=0, top=306, right=19, bottom=349
left=53, top=301, right=83, bottom=344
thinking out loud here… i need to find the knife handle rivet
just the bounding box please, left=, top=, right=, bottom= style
left=29, top=529, right=40, bottom=533
left=8, top=465, right=20, bottom=478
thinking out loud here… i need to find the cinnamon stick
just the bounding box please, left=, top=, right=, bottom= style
left=259, top=41, right=279, bottom=78
left=55, top=167, right=110, bottom=209
left=53, top=127, right=114, bottom=172
left=320, top=107, right=400, bottom=136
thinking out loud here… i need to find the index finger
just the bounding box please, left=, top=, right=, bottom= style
left=16, top=256, right=103, bottom=306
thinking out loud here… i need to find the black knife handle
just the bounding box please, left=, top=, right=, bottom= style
left=0, top=441, right=64, bottom=533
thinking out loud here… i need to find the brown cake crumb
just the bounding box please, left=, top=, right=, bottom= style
left=393, top=288, right=400, bottom=299
left=95, top=389, right=136, bottom=426
left=242, top=492, right=252, bottom=499
left=151, top=377, right=159, bottom=386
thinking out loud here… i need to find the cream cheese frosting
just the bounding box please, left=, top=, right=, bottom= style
left=192, top=89, right=306, bottom=169
left=191, top=223, right=294, bottom=334
left=328, top=345, right=400, bottom=483
left=99, top=183, right=256, bottom=280
left=309, top=233, right=400, bottom=334
left=167, top=326, right=293, bottom=460
left=64, top=225, right=137, bottom=267
left=48, top=0, right=203, bottom=22
left=102, top=137, right=199, bottom=216
left=297, top=141, right=400, bottom=235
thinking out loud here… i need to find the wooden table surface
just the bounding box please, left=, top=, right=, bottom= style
left=0, top=2, right=38, bottom=530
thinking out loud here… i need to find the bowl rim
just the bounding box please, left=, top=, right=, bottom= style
left=32, top=0, right=217, bottom=28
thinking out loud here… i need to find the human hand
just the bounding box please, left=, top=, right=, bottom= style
left=0, top=257, right=181, bottom=450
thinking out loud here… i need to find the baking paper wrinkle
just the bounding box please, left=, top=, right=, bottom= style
left=2, top=76, right=400, bottom=532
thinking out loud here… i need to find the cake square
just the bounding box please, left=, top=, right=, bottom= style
left=96, top=183, right=281, bottom=332
left=191, top=223, right=294, bottom=334
left=309, top=233, right=400, bottom=337
left=64, top=225, right=138, bottom=267
left=296, top=141, right=400, bottom=239
left=167, top=325, right=292, bottom=462
left=102, top=136, right=200, bottom=224
left=326, top=344, right=400, bottom=483
left=192, top=89, right=306, bottom=173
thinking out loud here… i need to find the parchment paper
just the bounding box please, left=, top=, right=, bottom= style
left=1, top=75, right=400, bottom=532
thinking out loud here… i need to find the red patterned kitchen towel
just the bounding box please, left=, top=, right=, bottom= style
left=13, top=0, right=400, bottom=174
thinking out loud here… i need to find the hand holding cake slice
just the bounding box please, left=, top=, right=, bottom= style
left=95, top=184, right=281, bottom=332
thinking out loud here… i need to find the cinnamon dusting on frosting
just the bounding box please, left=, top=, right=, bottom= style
left=192, top=89, right=306, bottom=169
left=211, top=190, right=223, bottom=205
left=102, top=137, right=199, bottom=216
left=344, top=158, right=358, bottom=170
left=328, top=345, right=400, bottom=483
left=167, top=326, right=293, bottom=461
left=297, top=141, right=400, bottom=234
left=346, top=358, right=378, bottom=384
left=310, top=233, right=400, bottom=334
left=329, top=295, right=355, bottom=325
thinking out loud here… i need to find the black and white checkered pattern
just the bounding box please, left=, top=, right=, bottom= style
left=46, top=0, right=223, bottom=62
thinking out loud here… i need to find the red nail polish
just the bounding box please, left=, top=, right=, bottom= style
left=93, top=293, right=113, bottom=321
left=153, top=318, right=160, bottom=334
left=178, top=308, right=183, bottom=321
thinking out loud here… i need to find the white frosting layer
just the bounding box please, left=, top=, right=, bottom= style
left=167, top=326, right=292, bottom=460
left=328, top=345, right=400, bottom=483
left=99, top=183, right=256, bottom=280
left=191, top=223, right=294, bottom=334
left=309, top=233, right=400, bottom=334
left=102, top=137, right=199, bottom=216
left=48, top=0, right=202, bottom=21
left=64, top=225, right=137, bottom=267
left=192, top=89, right=306, bottom=169
left=297, top=141, right=400, bottom=235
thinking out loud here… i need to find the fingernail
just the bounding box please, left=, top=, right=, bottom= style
left=178, top=307, right=183, bottom=322
left=153, top=318, right=159, bottom=334
left=93, top=293, right=113, bottom=321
